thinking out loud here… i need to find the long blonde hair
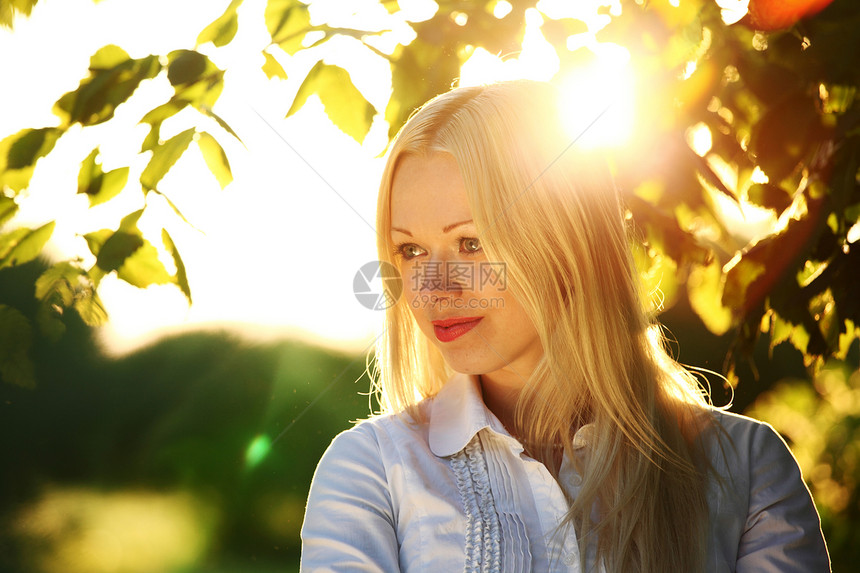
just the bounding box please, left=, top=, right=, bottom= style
left=373, top=80, right=712, bottom=572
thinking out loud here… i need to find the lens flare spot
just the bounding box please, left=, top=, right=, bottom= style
left=245, top=434, right=272, bottom=469
left=686, top=122, right=713, bottom=157
left=493, top=0, right=513, bottom=19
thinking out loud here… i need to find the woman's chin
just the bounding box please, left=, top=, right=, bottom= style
left=440, top=353, right=493, bottom=376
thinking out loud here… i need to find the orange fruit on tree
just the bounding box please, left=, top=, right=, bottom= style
left=747, top=0, right=835, bottom=30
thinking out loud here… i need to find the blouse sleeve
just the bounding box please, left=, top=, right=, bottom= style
left=300, top=425, right=401, bottom=572
left=735, top=420, right=830, bottom=572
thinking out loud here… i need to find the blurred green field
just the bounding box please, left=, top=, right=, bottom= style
left=0, top=261, right=370, bottom=573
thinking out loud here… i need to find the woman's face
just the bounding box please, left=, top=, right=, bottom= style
left=389, top=152, right=543, bottom=389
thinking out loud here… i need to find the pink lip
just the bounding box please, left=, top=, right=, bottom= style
left=431, top=317, right=482, bottom=342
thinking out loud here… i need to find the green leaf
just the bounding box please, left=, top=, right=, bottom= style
left=0, top=304, right=35, bottom=389
left=266, top=0, right=311, bottom=54
left=197, top=0, right=243, bottom=47
left=631, top=240, right=681, bottom=313
left=5, top=127, right=63, bottom=170
left=93, top=167, right=129, bottom=206
left=826, top=247, right=860, bottom=331
left=139, top=97, right=189, bottom=152
left=34, top=259, right=109, bottom=330
left=0, top=195, right=18, bottom=227
left=380, top=0, right=400, bottom=15
left=771, top=313, right=810, bottom=355
left=735, top=57, right=802, bottom=109
left=722, top=251, right=767, bottom=312
left=141, top=97, right=189, bottom=126
left=384, top=35, right=461, bottom=140
left=198, top=132, right=232, bottom=189
left=34, top=261, right=81, bottom=340
left=724, top=195, right=825, bottom=320
left=77, top=148, right=99, bottom=192
left=36, top=299, right=66, bottom=341
left=770, top=313, right=794, bottom=351
left=53, top=47, right=161, bottom=127
left=751, top=93, right=820, bottom=183
left=140, top=121, right=162, bottom=153
left=835, top=320, right=859, bottom=360
left=162, top=229, right=191, bottom=304
left=117, top=240, right=172, bottom=288
left=119, top=208, right=145, bottom=232
left=166, top=50, right=225, bottom=111
left=627, top=195, right=711, bottom=266
left=0, top=0, right=39, bottom=30
left=167, top=50, right=209, bottom=86
left=73, top=289, right=108, bottom=327
left=262, top=50, right=288, bottom=80
left=140, top=128, right=195, bottom=191
left=201, top=107, right=242, bottom=142
left=90, top=43, right=131, bottom=69
left=0, top=127, right=63, bottom=192
left=747, top=182, right=793, bottom=213
left=83, top=228, right=113, bottom=258
left=95, top=231, right=144, bottom=272
left=828, top=136, right=859, bottom=213
left=88, top=209, right=170, bottom=287
left=151, top=190, right=201, bottom=232
left=35, top=261, right=82, bottom=302
left=77, top=148, right=129, bottom=206
left=663, top=15, right=706, bottom=71
left=288, top=61, right=375, bottom=143
left=87, top=264, right=107, bottom=288
left=692, top=152, right=737, bottom=202
left=0, top=221, right=55, bottom=269
left=180, top=78, right=225, bottom=112
left=687, top=260, right=733, bottom=335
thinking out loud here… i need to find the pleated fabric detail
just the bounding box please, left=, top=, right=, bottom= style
left=452, top=433, right=536, bottom=572
left=451, top=434, right=502, bottom=572
left=483, top=436, right=533, bottom=571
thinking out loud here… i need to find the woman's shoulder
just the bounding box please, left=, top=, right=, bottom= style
left=323, top=401, right=433, bottom=459
left=697, top=408, right=830, bottom=571
left=702, top=407, right=789, bottom=455
left=699, top=407, right=786, bottom=465
left=707, top=407, right=770, bottom=431
left=698, top=406, right=813, bottom=501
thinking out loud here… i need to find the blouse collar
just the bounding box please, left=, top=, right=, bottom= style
left=427, top=372, right=595, bottom=459
left=428, top=372, right=517, bottom=457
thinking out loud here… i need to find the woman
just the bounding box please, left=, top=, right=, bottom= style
left=300, top=81, right=830, bottom=572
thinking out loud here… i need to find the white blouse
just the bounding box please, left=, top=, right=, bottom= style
left=300, top=373, right=830, bottom=572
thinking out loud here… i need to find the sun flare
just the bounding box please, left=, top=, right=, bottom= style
left=557, top=44, right=635, bottom=149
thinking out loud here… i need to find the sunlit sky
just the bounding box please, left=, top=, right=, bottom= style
left=1, top=0, right=746, bottom=355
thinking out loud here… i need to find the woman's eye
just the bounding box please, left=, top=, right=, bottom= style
left=396, top=243, right=425, bottom=259
left=460, top=237, right=481, bottom=253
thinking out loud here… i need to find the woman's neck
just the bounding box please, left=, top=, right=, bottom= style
left=479, top=371, right=525, bottom=436
left=479, top=371, right=565, bottom=473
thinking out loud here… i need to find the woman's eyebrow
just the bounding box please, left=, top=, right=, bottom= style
left=443, top=219, right=474, bottom=233
left=391, top=220, right=474, bottom=237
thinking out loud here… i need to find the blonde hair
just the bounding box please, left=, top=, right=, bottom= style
left=373, top=80, right=712, bottom=572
